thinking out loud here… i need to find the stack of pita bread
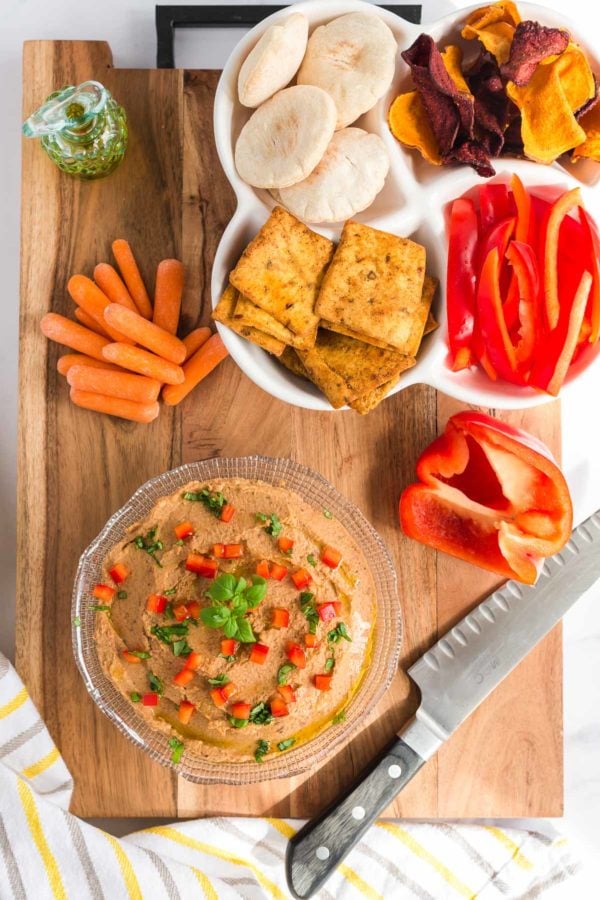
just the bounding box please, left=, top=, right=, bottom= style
left=213, top=207, right=438, bottom=414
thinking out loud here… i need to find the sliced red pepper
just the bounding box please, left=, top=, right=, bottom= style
left=332, top=601, right=342, bottom=615
left=270, top=562, right=288, bottom=581
left=277, top=684, right=296, bottom=703
left=220, top=639, right=237, bottom=658
left=544, top=188, right=583, bottom=330
left=399, top=411, right=573, bottom=585
left=545, top=271, right=593, bottom=395
left=186, top=553, right=218, bottom=578
left=505, top=240, right=539, bottom=369
left=479, top=182, right=512, bottom=233
left=320, top=546, right=342, bottom=569
left=210, top=683, right=236, bottom=707
left=178, top=699, right=195, bottom=724
left=173, top=603, right=189, bottom=622
left=270, top=697, right=289, bottom=718
left=109, top=563, right=129, bottom=584
left=291, top=568, right=312, bottom=590
left=511, top=174, right=532, bottom=245
left=220, top=504, right=236, bottom=523
left=174, top=521, right=194, bottom=540
left=142, top=692, right=158, bottom=707
left=186, top=600, right=200, bottom=620
left=93, top=583, right=115, bottom=602
left=314, top=674, right=333, bottom=691
left=447, top=197, right=478, bottom=369
left=476, top=248, right=522, bottom=384
left=277, top=536, right=294, bottom=553
left=304, top=633, right=319, bottom=648
left=223, top=543, right=243, bottom=559
left=146, top=593, right=167, bottom=614
left=287, top=642, right=306, bottom=669
left=256, top=560, right=270, bottom=579
left=316, top=602, right=337, bottom=623
left=579, top=208, right=600, bottom=343
left=249, top=642, right=270, bottom=664
left=230, top=702, right=251, bottom=721
left=272, top=608, right=289, bottom=629
left=212, top=543, right=225, bottom=558
left=173, top=668, right=195, bottom=687
left=184, top=651, right=202, bottom=671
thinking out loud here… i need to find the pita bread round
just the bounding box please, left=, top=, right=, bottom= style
left=235, top=85, right=336, bottom=189
left=238, top=13, right=309, bottom=108
left=297, top=12, right=397, bottom=129
left=272, top=127, right=389, bottom=223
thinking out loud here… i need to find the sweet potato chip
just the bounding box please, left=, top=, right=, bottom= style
left=500, top=20, right=569, bottom=86
left=573, top=99, right=600, bottom=161
left=388, top=91, right=442, bottom=165
left=462, top=1, right=521, bottom=65
left=441, top=45, right=472, bottom=95
left=212, top=284, right=285, bottom=357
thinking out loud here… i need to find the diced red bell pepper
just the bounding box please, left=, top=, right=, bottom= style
left=93, top=583, right=115, bottom=602
left=272, top=608, right=289, bottom=628
left=270, top=562, right=288, bottom=581
left=256, top=560, right=270, bottom=579
left=399, top=411, right=573, bottom=585
left=173, top=604, right=189, bottom=622
left=174, top=521, right=194, bottom=540
left=277, top=684, right=296, bottom=703
left=173, top=668, right=195, bottom=687
left=291, top=568, right=312, bottom=590
left=270, top=697, right=289, bottom=717
left=320, top=546, right=342, bottom=569
left=249, top=642, right=270, bottom=664
left=186, top=553, right=218, bottom=578
left=109, top=563, right=129, bottom=584
left=476, top=248, right=522, bottom=384
left=122, top=650, right=144, bottom=664
left=142, top=692, right=159, bottom=707
left=332, top=601, right=342, bottom=615
left=210, top=682, right=236, bottom=707
left=223, top=543, right=243, bottom=559
left=447, top=197, right=478, bottom=370
left=317, top=603, right=337, bottom=623
left=304, top=633, right=319, bottom=648
left=287, top=642, right=306, bottom=669
left=230, top=702, right=251, bottom=721
left=220, top=639, right=237, bottom=658
left=220, top=503, right=236, bottom=523
left=178, top=699, right=195, bottom=724
left=186, top=600, right=200, bottom=620
left=277, top=536, right=294, bottom=553
left=212, top=543, right=225, bottom=558
left=146, top=593, right=167, bottom=614
left=314, top=674, right=333, bottom=691
left=184, top=651, right=202, bottom=671
left=544, top=188, right=583, bottom=330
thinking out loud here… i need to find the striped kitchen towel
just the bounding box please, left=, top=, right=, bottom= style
left=0, top=652, right=582, bottom=899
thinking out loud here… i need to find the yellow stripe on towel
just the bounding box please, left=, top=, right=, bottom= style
left=484, top=827, right=534, bottom=870
left=191, top=866, right=219, bottom=900
left=0, top=687, right=27, bottom=719
left=146, top=825, right=286, bottom=900
left=22, top=747, right=60, bottom=779
left=103, top=833, right=143, bottom=900
left=17, top=779, right=66, bottom=900
left=378, top=822, right=475, bottom=898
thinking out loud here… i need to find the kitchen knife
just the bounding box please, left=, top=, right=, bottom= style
left=286, top=510, right=600, bottom=899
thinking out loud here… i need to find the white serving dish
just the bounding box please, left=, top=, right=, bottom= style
left=212, top=0, right=600, bottom=411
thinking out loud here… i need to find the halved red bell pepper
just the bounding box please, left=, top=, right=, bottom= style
left=399, top=411, right=573, bottom=585
left=447, top=197, right=478, bottom=370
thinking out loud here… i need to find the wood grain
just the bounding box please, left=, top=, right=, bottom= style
left=18, top=44, right=563, bottom=819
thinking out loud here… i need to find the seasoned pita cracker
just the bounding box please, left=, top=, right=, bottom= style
left=349, top=364, right=415, bottom=415
left=212, top=284, right=285, bottom=356
left=229, top=207, right=334, bottom=347
left=297, top=329, right=415, bottom=409
left=424, top=309, right=439, bottom=335
left=233, top=293, right=308, bottom=349
left=315, top=221, right=427, bottom=353
left=278, top=347, right=310, bottom=379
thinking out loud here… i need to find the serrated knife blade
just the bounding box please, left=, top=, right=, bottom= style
left=286, top=511, right=600, bottom=899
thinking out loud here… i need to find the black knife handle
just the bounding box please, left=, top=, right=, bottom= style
left=286, top=737, right=425, bottom=899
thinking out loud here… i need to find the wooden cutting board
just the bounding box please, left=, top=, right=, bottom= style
left=17, top=39, right=563, bottom=819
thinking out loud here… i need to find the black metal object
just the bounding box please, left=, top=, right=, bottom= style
left=156, top=4, right=422, bottom=69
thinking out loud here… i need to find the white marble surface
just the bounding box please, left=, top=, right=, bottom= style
left=1, top=0, right=599, bottom=885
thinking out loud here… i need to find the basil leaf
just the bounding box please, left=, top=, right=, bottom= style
left=148, top=672, right=164, bottom=694
left=183, top=489, right=227, bottom=517
left=151, top=623, right=189, bottom=643
left=172, top=639, right=192, bottom=657
left=228, top=716, right=249, bottom=729
left=324, top=657, right=335, bottom=673
left=255, top=739, right=270, bottom=763
left=277, top=663, right=296, bottom=685
left=207, top=674, right=229, bottom=686
left=206, top=574, right=236, bottom=602
left=130, top=692, right=141, bottom=703
left=129, top=650, right=151, bottom=659
left=277, top=738, right=296, bottom=752
left=117, top=590, right=128, bottom=599
left=307, top=554, right=317, bottom=567
left=245, top=579, right=267, bottom=608
left=257, top=512, right=282, bottom=537
left=201, top=607, right=230, bottom=629
left=223, top=617, right=239, bottom=639
left=332, top=709, right=346, bottom=724
left=236, top=618, right=256, bottom=644
left=168, top=737, right=184, bottom=764
left=91, top=604, right=110, bottom=612
left=249, top=701, right=272, bottom=725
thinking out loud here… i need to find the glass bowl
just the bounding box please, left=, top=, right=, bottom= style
left=72, top=456, right=402, bottom=783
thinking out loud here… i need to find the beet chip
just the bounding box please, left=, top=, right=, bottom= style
left=500, top=20, right=569, bottom=86
left=443, top=141, right=496, bottom=178
left=468, top=51, right=516, bottom=156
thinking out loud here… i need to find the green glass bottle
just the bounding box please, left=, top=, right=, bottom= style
left=22, top=80, right=127, bottom=179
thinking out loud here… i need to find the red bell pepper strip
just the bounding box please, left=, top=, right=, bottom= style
left=173, top=668, right=194, bottom=687
left=579, top=208, right=600, bottom=343
left=545, top=271, right=593, bottom=395
left=544, top=188, right=583, bottom=330
left=478, top=182, right=512, bottom=233
left=511, top=174, right=532, bottom=244
left=446, top=198, right=478, bottom=370
left=476, top=248, right=522, bottom=383
left=186, top=600, right=200, bottom=620
left=173, top=604, right=189, bottom=622
left=399, top=411, right=573, bottom=585
left=505, top=241, right=539, bottom=369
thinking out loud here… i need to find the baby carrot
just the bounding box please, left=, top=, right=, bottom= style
left=40, top=313, right=109, bottom=361
left=94, top=263, right=138, bottom=312
left=57, top=354, right=121, bottom=376
left=112, top=239, right=153, bottom=319
left=183, top=326, right=212, bottom=360
left=70, top=388, right=160, bottom=424
left=102, top=343, right=185, bottom=385
left=67, top=365, right=162, bottom=404
left=162, top=333, right=228, bottom=405
left=75, top=306, right=111, bottom=339
left=153, top=259, right=184, bottom=335
left=68, top=275, right=132, bottom=344
left=104, top=303, right=186, bottom=364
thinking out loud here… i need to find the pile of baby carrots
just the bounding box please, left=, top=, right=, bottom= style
left=40, top=239, right=228, bottom=423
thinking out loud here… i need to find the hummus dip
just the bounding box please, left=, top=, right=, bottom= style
left=95, top=478, right=375, bottom=765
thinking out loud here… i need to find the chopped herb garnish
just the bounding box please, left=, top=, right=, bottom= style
left=323, top=508, right=333, bottom=519
left=300, top=591, right=319, bottom=635
left=168, top=737, right=184, bottom=764
left=277, top=663, right=296, bottom=685
left=201, top=573, right=267, bottom=643
left=255, top=739, right=270, bottom=763
left=130, top=692, right=142, bottom=703
left=164, top=588, right=177, bottom=597
left=332, top=709, right=346, bottom=724
left=183, top=488, right=227, bottom=518
left=207, top=674, right=230, bottom=686
left=117, top=591, right=128, bottom=600
left=72, top=616, right=81, bottom=628
left=307, top=554, right=317, bottom=567
left=172, top=639, right=192, bottom=657
left=129, top=650, right=151, bottom=659
left=148, top=672, right=164, bottom=695
left=91, top=604, right=111, bottom=612
left=228, top=716, right=249, bottom=729
left=324, top=657, right=335, bottom=673
left=151, top=623, right=189, bottom=644
left=277, top=738, right=296, bottom=752
left=256, top=511, right=283, bottom=538
left=220, top=654, right=236, bottom=663
left=328, top=622, right=352, bottom=644
left=249, top=701, right=273, bottom=725
left=164, top=602, right=175, bottom=619
left=133, top=526, right=163, bottom=567
left=175, top=538, right=184, bottom=546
